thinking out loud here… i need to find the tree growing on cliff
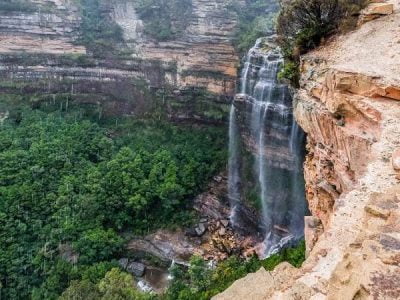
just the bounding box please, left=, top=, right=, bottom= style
left=278, top=0, right=366, bottom=54
left=277, top=0, right=367, bottom=85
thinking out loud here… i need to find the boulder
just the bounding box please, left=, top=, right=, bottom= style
left=126, top=261, right=146, bottom=277
left=213, top=175, right=223, bottom=183
left=195, top=223, right=207, bottom=236
left=128, top=229, right=199, bottom=265
left=185, top=227, right=199, bottom=237
left=364, top=3, right=394, bottom=15
left=359, top=2, right=394, bottom=24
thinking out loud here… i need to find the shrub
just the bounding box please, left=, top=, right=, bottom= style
left=278, top=0, right=366, bottom=54
left=278, top=60, right=300, bottom=87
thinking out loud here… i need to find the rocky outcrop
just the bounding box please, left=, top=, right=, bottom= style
left=213, top=263, right=303, bottom=300
left=359, top=1, right=394, bottom=24
left=215, top=1, right=400, bottom=299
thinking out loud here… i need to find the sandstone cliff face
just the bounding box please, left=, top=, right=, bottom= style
left=215, top=1, right=400, bottom=299
left=111, top=0, right=241, bottom=95
left=0, top=0, right=242, bottom=122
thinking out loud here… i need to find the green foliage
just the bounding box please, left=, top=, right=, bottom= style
left=60, top=269, right=154, bottom=300
left=78, top=0, right=124, bottom=57
left=60, top=280, right=102, bottom=300
left=278, top=60, right=300, bottom=87
left=163, top=241, right=306, bottom=300
left=228, top=0, right=279, bottom=55
left=73, top=229, right=124, bottom=264
left=0, top=107, right=226, bottom=299
left=98, top=268, right=153, bottom=300
left=277, top=0, right=367, bottom=85
left=135, top=0, right=193, bottom=41
left=188, top=256, right=212, bottom=292
left=81, top=262, right=118, bottom=283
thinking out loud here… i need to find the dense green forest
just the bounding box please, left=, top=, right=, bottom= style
left=0, top=106, right=226, bottom=299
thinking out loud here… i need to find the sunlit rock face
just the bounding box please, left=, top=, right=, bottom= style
left=0, top=0, right=244, bottom=122
left=228, top=38, right=308, bottom=258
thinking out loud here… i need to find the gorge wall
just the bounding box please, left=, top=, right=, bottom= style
left=215, top=0, right=400, bottom=299
left=0, top=0, right=245, bottom=122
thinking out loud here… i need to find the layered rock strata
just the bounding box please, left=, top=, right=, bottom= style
left=0, top=0, right=243, bottom=122
left=111, top=0, right=242, bottom=95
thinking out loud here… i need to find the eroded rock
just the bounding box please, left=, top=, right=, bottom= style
left=359, top=2, right=394, bottom=24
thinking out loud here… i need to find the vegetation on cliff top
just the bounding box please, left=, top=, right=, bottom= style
left=277, top=0, right=367, bottom=86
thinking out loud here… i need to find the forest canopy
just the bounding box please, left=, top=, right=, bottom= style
left=0, top=108, right=226, bottom=299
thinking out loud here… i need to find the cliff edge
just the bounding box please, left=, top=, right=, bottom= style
left=214, top=1, right=400, bottom=299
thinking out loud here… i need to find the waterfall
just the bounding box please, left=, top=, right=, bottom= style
left=228, top=105, right=241, bottom=225
left=228, top=38, right=307, bottom=258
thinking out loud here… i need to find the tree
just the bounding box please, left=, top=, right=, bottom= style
left=59, top=280, right=101, bottom=300
left=98, top=268, right=152, bottom=300
left=188, top=256, right=212, bottom=292
left=73, top=229, right=123, bottom=264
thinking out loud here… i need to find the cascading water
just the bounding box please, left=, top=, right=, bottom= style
left=228, top=38, right=307, bottom=258
left=228, top=105, right=241, bottom=225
